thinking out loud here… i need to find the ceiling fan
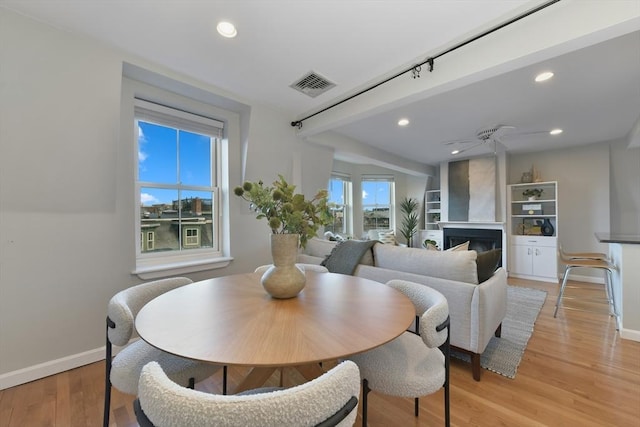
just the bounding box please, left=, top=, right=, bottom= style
left=443, top=125, right=550, bottom=155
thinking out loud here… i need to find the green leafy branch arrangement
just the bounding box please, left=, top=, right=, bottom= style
left=234, top=175, right=332, bottom=248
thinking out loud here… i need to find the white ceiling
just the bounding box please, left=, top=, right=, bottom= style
left=3, top=0, right=639, bottom=167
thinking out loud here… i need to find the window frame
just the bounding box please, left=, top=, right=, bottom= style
left=123, top=83, right=234, bottom=278
left=327, top=173, right=352, bottom=236
left=361, top=175, right=395, bottom=233
left=134, top=99, right=222, bottom=259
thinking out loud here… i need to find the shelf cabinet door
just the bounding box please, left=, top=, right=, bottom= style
left=511, top=244, right=534, bottom=276
left=532, top=245, right=557, bottom=279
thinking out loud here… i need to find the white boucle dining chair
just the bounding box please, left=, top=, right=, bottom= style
left=104, top=277, right=223, bottom=427
left=347, top=279, right=450, bottom=427
left=133, top=360, right=361, bottom=427
left=254, top=263, right=329, bottom=275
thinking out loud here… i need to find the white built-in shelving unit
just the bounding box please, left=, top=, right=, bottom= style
left=419, top=189, right=443, bottom=249
left=507, top=181, right=558, bottom=283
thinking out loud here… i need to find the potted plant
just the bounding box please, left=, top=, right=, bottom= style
left=234, top=175, right=331, bottom=298
left=399, top=197, right=420, bottom=247
left=522, top=188, right=543, bottom=201
left=234, top=175, right=331, bottom=248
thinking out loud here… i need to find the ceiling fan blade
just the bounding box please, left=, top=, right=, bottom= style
left=441, top=138, right=479, bottom=146
left=504, top=130, right=551, bottom=137
left=451, top=141, right=486, bottom=155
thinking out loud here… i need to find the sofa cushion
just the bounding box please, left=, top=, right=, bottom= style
left=372, top=243, right=479, bottom=284
left=367, top=229, right=391, bottom=241
left=304, top=237, right=339, bottom=258
left=377, top=230, right=397, bottom=245
left=476, top=249, right=502, bottom=283
left=445, top=241, right=469, bottom=251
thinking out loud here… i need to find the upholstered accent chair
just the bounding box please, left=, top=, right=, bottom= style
left=348, top=279, right=450, bottom=426
left=134, top=360, right=361, bottom=427
left=104, top=277, right=222, bottom=427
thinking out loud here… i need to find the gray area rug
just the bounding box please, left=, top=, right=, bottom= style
left=453, top=286, right=547, bottom=379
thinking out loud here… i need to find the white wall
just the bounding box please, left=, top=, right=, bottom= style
left=609, top=139, right=640, bottom=234
left=0, top=9, right=335, bottom=385
left=508, top=142, right=612, bottom=279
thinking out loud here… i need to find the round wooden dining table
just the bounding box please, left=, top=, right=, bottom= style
left=136, top=271, right=415, bottom=391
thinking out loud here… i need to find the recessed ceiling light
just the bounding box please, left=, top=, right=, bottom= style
left=535, top=71, right=554, bottom=82
left=550, top=129, right=563, bottom=135
left=451, top=149, right=460, bottom=155
left=398, top=118, right=409, bottom=126
left=216, top=21, right=237, bottom=38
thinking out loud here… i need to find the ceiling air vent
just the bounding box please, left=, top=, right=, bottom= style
left=289, top=71, right=336, bottom=98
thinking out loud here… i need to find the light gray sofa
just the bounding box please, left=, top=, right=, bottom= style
left=298, top=238, right=508, bottom=381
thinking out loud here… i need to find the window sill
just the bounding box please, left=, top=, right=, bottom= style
left=133, top=255, right=233, bottom=280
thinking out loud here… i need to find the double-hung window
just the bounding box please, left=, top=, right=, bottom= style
left=134, top=99, right=223, bottom=271
left=327, top=174, right=352, bottom=235
left=362, top=176, right=395, bottom=231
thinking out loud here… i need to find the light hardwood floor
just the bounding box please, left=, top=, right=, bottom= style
left=1, top=277, right=639, bottom=426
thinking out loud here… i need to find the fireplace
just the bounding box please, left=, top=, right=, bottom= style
left=443, top=227, right=503, bottom=265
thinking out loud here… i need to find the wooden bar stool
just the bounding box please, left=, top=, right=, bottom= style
left=554, top=248, right=618, bottom=326
left=558, top=243, right=609, bottom=261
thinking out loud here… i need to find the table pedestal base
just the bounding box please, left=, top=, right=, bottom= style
left=234, top=363, right=327, bottom=393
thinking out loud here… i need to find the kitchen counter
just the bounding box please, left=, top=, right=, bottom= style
left=594, top=232, right=640, bottom=245
left=595, top=232, right=640, bottom=342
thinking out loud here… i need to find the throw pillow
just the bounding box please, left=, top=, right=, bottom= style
left=476, top=248, right=502, bottom=282
left=446, top=241, right=469, bottom=251
left=378, top=231, right=397, bottom=245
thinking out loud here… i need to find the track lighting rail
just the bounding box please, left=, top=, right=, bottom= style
left=290, top=0, right=561, bottom=129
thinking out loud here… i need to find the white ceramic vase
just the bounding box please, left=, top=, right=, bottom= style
left=261, top=233, right=306, bottom=299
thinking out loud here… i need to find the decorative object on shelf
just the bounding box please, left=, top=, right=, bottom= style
left=540, top=218, right=555, bottom=236
left=520, top=171, right=533, bottom=183
left=522, top=188, right=543, bottom=201
left=531, top=165, right=542, bottom=183
left=521, top=219, right=541, bottom=235
left=234, top=175, right=331, bottom=298
left=422, top=239, right=440, bottom=250
left=399, top=197, right=419, bottom=247
left=522, top=203, right=542, bottom=215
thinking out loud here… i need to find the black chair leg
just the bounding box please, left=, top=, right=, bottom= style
left=188, top=377, right=195, bottom=389
left=103, top=380, right=111, bottom=427
left=415, top=397, right=419, bottom=416
left=104, top=317, right=114, bottom=427
left=362, top=379, right=370, bottom=427
left=223, top=366, right=228, bottom=395
left=444, top=380, right=450, bottom=427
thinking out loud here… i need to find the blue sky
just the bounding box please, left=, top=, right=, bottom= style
left=361, top=181, right=391, bottom=206
left=138, top=121, right=212, bottom=206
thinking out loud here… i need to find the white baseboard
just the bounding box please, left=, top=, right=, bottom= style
left=507, top=272, right=606, bottom=285
left=0, top=347, right=105, bottom=390
left=0, top=338, right=137, bottom=390
left=620, top=327, right=640, bottom=342
left=0, top=347, right=106, bottom=390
